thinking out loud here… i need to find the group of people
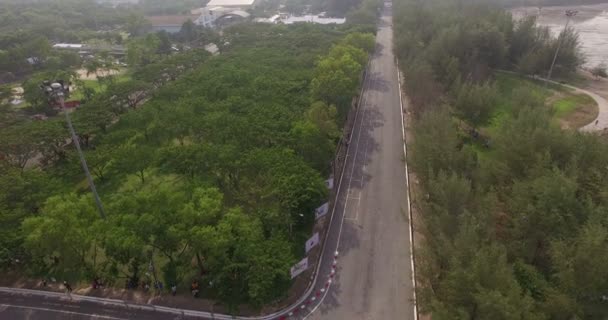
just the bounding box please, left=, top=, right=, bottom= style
left=91, top=277, right=103, bottom=289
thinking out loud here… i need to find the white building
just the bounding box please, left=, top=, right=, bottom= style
left=205, top=0, right=258, bottom=10
left=190, top=7, right=251, bottom=28
left=95, top=0, right=139, bottom=7
left=281, top=15, right=345, bottom=25
left=256, top=13, right=346, bottom=25
left=52, top=44, right=85, bottom=50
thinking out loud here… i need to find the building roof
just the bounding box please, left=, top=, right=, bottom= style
left=53, top=43, right=85, bottom=49
left=281, top=15, right=345, bottom=25
left=226, top=10, right=250, bottom=18
left=146, top=15, right=200, bottom=26
left=206, top=0, right=256, bottom=7
left=190, top=7, right=206, bottom=15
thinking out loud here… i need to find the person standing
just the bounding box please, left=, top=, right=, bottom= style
left=190, top=280, right=199, bottom=298
left=63, top=281, right=72, bottom=299
left=171, top=284, right=177, bottom=296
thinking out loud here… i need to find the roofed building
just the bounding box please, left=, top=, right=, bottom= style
left=205, top=0, right=258, bottom=10
left=146, top=15, right=201, bottom=33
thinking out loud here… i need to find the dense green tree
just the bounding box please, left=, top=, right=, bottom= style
left=200, top=208, right=294, bottom=306
left=395, top=0, right=597, bottom=318
left=0, top=166, right=59, bottom=268
left=1, top=20, right=368, bottom=307
left=112, top=143, right=156, bottom=184
left=550, top=220, right=608, bottom=316
left=453, top=81, right=499, bottom=125
left=341, top=32, right=375, bottom=54
left=590, top=63, right=607, bottom=79
left=126, top=34, right=161, bottom=67
left=311, top=47, right=364, bottom=116
left=106, top=80, right=151, bottom=111
left=22, top=194, right=100, bottom=276
left=156, top=31, right=173, bottom=56
left=290, top=120, right=334, bottom=173
left=306, top=101, right=340, bottom=140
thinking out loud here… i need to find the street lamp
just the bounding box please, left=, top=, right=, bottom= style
left=545, top=9, right=578, bottom=82
left=41, top=80, right=106, bottom=220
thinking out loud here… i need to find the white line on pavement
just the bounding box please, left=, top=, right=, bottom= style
left=303, top=40, right=377, bottom=320
left=397, top=64, right=419, bottom=320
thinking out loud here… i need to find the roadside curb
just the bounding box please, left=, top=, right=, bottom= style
left=396, top=63, right=419, bottom=320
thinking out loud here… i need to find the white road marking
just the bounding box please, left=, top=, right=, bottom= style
left=0, top=303, right=128, bottom=319
left=303, top=38, right=379, bottom=320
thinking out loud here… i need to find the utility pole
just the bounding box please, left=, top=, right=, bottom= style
left=545, top=9, right=578, bottom=83
left=41, top=81, right=106, bottom=219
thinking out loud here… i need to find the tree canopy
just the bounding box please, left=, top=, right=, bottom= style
left=0, top=20, right=374, bottom=309
left=395, top=0, right=606, bottom=318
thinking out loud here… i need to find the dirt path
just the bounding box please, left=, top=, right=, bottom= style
left=567, top=83, right=608, bottom=133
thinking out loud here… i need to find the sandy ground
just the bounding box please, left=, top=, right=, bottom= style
left=76, top=68, right=122, bottom=81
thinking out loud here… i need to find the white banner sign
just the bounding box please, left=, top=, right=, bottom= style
left=325, top=177, right=334, bottom=189
left=315, top=202, right=329, bottom=220
left=305, top=233, right=320, bottom=253
left=290, top=257, right=309, bottom=279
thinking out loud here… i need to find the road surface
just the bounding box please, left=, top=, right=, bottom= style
left=306, top=3, right=416, bottom=320
left=0, top=2, right=415, bottom=320
left=0, top=291, right=199, bottom=320
left=563, top=83, right=608, bottom=132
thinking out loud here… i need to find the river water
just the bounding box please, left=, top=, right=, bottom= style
left=513, top=3, right=608, bottom=68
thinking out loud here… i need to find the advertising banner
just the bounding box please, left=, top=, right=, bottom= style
left=315, top=202, right=329, bottom=220
left=305, top=232, right=320, bottom=253
left=290, top=257, right=309, bottom=279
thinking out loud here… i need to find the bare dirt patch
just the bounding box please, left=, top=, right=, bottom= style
left=77, top=68, right=122, bottom=81
left=547, top=90, right=599, bottom=130
left=558, top=99, right=598, bottom=129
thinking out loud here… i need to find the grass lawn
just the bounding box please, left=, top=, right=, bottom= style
left=468, top=72, right=598, bottom=159
left=551, top=92, right=598, bottom=129
left=70, top=73, right=131, bottom=101
left=489, top=72, right=597, bottom=130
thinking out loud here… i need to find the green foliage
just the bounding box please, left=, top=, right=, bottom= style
left=0, top=165, right=60, bottom=269
left=590, top=63, right=607, bottom=79
left=1, top=22, right=364, bottom=307
left=0, top=0, right=140, bottom=78
left=342, top=32, right=375, bottom=54
left=22, top=194, right=101, bottom=277
left=511, top=16, right=583, bottom=77
left=453, top=81, right=499, bottom=125
left=410, top=108, right=476, bottom=183
left=549, top=221, right=608, bottom=317
left=311, top=41, right=368, bottom=118
left=396, top=0, right=606, bottom=317
left=127, top=34, right=161, bottom=68
left=344, top=0, right=382, bottom=32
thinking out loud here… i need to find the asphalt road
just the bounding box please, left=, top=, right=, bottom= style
left=305, top=4, right=416, bottom=320
left=0, top=291, right=198, bottom=320
left=0, top=3, right=415, bottom=320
